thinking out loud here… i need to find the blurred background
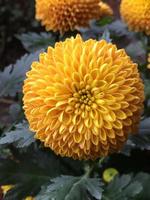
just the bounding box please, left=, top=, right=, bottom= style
left=0, top=0, right=120, bottom=68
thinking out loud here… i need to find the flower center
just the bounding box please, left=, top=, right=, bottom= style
left=72, top=86, right=95, bottom=112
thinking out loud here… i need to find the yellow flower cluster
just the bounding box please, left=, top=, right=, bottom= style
left=35, top=0, right=113, bottom=34
left=120, top=0, right=150, bottom=35
left=1, top=185, right=14, bottom=194
left=23, top=35, right=144, bottom=160
left=1, top=185, right=34, bottom=200
left=147, top=53, right=150, bottom=69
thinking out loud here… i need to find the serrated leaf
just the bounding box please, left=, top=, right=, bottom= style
left=108, top=20, right=133, bottom=37
left=80, top=20, right=132, bottom=41
left=122, top=118, right=150, bottom=156
left=134, top=172, right=150, bottom=200
left=0, top=50, right=43, bottom=97
left=102, top=174, right=142, bottom=200
left=125, top=41, right=146, bottom=64
left=123, top=181, right=142, bottom=198
left=36, top=175, right=103, bottom=200
left=0, top=122, right=35, bottom=148
left=0, top=150, right=65, bottom=200
left=85, top=178, right=103, bottom=200
left=0, top=142, right=83, bottom=200
left=17, top=32, right=56, bottom=52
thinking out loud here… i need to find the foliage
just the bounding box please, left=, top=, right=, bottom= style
left=17, top=32, right=56, bottom=52
left=144, top=79, right=150, bottom=99
left=0, top=0, right=36, bottom=68
left=0, top=50, right=43, bottom=97
left=0, top=149, right=84, bottom=200
left=122, top=118, right=150, bottom=156
left=0, top=122, right=35, bottom=148
left=36, top=176, right=103, bottom=200
left=134, top=173, right=150, bottom=200
left=102, top=174, right=142, bottom=200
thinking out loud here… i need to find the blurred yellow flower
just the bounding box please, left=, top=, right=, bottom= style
left=120, top=0, right=150, bottom=35
left=1, top=185, right=34, bottom=199
left=1, top=185, right=13, bottom=194
left=35, top=0, right=112, bottom=34
left=25, top=196, right=35, bottom=200
left=147, top=53, right=150, bottom=69
left=103, top=168, right=119, bottom=183
left=23, top=35, right=144, bottom=160
left=99, top=2, right=113, bottom=18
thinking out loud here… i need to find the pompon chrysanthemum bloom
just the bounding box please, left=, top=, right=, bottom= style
left=35, top=0, right=112, bottom=34
left=23, top=35, right=144, bottom=160
left=120, top=0, right=150, bottom=35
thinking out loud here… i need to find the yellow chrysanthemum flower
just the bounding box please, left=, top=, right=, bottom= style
left=147, top=53, right=150, bottom=69
left=23, top=35, right=144, bottom=160
left=35, top=0, right=112, bottom=34
left=120, top=0, right=150, bottom=35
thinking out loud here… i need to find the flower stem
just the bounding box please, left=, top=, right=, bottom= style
left=84, top=157, right=105, bottom=178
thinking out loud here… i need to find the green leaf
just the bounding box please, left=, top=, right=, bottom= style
left=134, top=172, right=150, bottom=200
left=125, top=41, right=146, bottom=64
left=102, top=174, right=142, bottom=200
left=0, top=122, right=35, bottom=148
left=0, top=50, right=43, bottom=97
left=97, top=17, right=113, bottom=26
left=17, top=32, right=56, bottom=52
left=122, top=118, right=150, bottom=156
left=144, top=79, right=150, bottom=99
left=0, top=142, right=83, bottom=200
left=108, top=20, right=133, bottom=37
left=9, top=103, right=22, bottom=121
left=0, top=149, right=64, bottom=200
left=36, top=175, right=103, bottom=200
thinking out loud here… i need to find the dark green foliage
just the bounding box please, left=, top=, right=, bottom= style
left=144, top=80, right=150, bottom=99
left=122, top=118, right=150, bottom=156
left=36, top=175, right=103, bottom=200
left=107, top=20, right=133, bottom=37
left=0, top=122, right=35, bottom=148
left=134, top=173, right=150, bottom=200
left=0, top=50, right=43, bottom=97
left=0, top=150, right=60, bottom=199
left=125, top=41, right=146, bottom=64
left=102, top=174, right=142, bottom=200
left=0, top=0, right=36, bottom=68
left=0, top=148, right=83, bottom=200
left=17, top=32, right=56, bottom=52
